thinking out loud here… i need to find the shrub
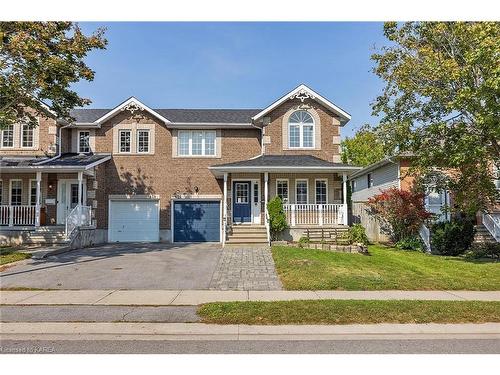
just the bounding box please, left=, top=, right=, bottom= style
left=465, top=243, right=500, bottom=260
left=348, top=224, right=369, bottom=245
left=298, top=236, right=310, bottom=248
left=267, top=196, right=288, bottom=240
left=430, top=219, right=475, bottom=256
left=366, top=187, right=431, bottom=242
left=395, top=236, right=424, bottom=251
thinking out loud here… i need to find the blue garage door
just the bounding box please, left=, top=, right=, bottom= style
left=173, top=200, right=220, bottom=242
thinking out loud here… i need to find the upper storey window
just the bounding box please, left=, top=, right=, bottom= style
left=21, top=124, right=34, bottom=148
left=78, top=131, right=91, bottom=153
left=2, top=125, right=14, bottom=148
left=178, top=130, right=216, bottom=157
left=288, top=110, right=314, bottom=148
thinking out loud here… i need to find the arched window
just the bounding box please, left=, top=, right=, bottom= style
left=288, top=110, right=314, bottom=148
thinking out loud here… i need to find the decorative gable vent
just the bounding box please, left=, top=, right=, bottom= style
left=290, top=88, right=315, bottom=103
left=120, top=101, right=144, bottom=114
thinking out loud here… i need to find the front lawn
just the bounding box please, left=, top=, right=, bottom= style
left=272, top=244, right=500, bottom=290
left=0, top=247, right=32, bottom=266
left=198, top=300, right=500, bottom=325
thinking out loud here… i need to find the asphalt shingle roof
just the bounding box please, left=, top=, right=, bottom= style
left=0, top=153, right=110, bottom=168
left=69, top=108, right=261, bottom=124
left=212, top=155, right=355, bottom=168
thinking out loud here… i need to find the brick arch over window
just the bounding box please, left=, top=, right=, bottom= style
left=281, top=106, right=321, bottom=150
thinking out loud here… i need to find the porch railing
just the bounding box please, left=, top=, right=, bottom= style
left=65, top=205, right=92, bottom=239
left=283, top=204, right=346, bottom=226
left=0, top=205, right=36, bottom=226
left=482, top=211, right=500, bottom=242
left=419, top=224, right=432, bottom=252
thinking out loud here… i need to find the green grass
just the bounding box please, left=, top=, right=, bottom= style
left=272, top=244, right=500, bottom=290
left=0, top=247, right=31, bottom=265
left=198, top=300, right=500, bottom=325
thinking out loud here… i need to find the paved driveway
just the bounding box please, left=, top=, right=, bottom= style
left=0, top=243, right=223, bottom=290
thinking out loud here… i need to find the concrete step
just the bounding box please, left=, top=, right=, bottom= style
left=225, top=238, right=269, bottom=244
left=228, top=235, right=267, bottom=241
left=231, top=225, right=266, bottom=232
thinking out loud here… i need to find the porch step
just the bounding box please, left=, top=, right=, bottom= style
left=474, top=225, right=498, bottom=244
left=226, top=225, right=268, bottom=245
left=225, top=238, right=269, bottom=245
left=24, top=229, right=69, bottom=245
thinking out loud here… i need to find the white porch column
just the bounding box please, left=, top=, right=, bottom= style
left=77, top=171, right=83, bottom=224
left=223, top=173, right=228, bottom=246
left=77, top=171, right=83, bottom=206
left=342, top=173, right=348, bottom=225
left=264, top=172, right=269, bottom=242
left=35, top=171, right=42, bottom=227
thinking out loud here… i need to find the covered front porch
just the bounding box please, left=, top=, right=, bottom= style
left=209, top=155, right=361, bottom=244
left=0, top=153, right=110, bottom=244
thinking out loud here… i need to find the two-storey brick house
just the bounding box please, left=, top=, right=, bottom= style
left=0, top=84, right=360, bottom=246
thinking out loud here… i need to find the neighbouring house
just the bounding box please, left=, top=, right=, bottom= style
left=349, top=155, right=500, bottom=245
left=0, top=84, right=361, bottom=247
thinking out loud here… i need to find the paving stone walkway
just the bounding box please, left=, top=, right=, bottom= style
left=209, top=247, right=283, bottom=290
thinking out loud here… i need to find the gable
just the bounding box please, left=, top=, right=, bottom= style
left=252, top=84, right=351, bottom=126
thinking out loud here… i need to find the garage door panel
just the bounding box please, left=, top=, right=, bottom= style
left=109, top=200, right=159, bottom=242
left=173, top=201, right=220, bottom=242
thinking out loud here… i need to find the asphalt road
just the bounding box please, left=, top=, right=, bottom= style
left=1, top=339, right=499, bottom=354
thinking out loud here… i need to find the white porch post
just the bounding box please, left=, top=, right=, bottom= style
left=264, top=172, right=270, bottom=242
left=35, top=171, right=42, bottom=227
left=77, top=172, right=83, bottom=206
left=223, top=173, right=228, bottom=246
left=342, top=173, right=348, bottom=225
left=77, top=171, right=83, bottom=224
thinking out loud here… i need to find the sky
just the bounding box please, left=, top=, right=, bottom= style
left=75, top=22, right=388, bottom=138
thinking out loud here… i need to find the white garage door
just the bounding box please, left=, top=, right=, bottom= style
left=108, top=200, right=159, bottom=242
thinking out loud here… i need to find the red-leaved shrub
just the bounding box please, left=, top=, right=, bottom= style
left=366, top=187, right=431, bottom=242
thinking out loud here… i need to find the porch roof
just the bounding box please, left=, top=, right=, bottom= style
left=209, top=155, right=361, bottom=177
left=0, top=153, right=111, bottom=172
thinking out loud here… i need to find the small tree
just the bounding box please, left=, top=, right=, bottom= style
left=341, top=124, right=385, bottom=167
left=267, top=196, right=288, bottom=240
left=366, top=187, right=431, bottom=242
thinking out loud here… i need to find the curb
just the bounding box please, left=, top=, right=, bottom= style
left=2, top=322, right=499, bottom=341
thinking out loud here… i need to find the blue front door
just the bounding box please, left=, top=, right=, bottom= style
left=233, top=181, right=251, bottom=223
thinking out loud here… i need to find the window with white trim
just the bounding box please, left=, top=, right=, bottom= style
left=494, top=164, right=500, bottom=190
left=276, top=180, right=289, bottom=203
left=177, top=130, right=216, bottom=156
left=288, top=111, right=314, bottom=148
left=367, top=173, right=374, bottom=188
left=10, top=180, right=22, bottom=206
left=21, top=124, right=34, bottom=148
left=30, top=180, right=37, bottom=206
left=137, top=129, right=150, bottom=153
left=2, top=125, right=14, bottom=147
left=235, top=183, right=249, bottom=204
left=119, top=130, right=131, bottom=153
left=315, top=180, right=327, bottom=204
left=78, top=131, right=90, bottom=153
left=296, top=180, right=308, bottom=204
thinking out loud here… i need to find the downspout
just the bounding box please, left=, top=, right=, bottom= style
left=251, top=121, right=264, bottom=155
left=34, top=122, right=71, bottom=165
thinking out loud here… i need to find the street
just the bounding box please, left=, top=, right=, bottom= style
left=1, top=339, right=499, bottom=354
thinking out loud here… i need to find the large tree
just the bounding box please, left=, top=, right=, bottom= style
left=0, top=22, right=107, bottom=128
left=372, top=22, right=500, bottom=213
left=341, top=124, right=385, bottom=166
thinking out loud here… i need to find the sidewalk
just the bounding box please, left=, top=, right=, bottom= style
left=2, top=289, right=500, bottom=305
left=2, top=322, right=499, bottom=341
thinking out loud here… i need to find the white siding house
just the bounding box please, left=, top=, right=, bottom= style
left=351, top=161, right=400, bottom=203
